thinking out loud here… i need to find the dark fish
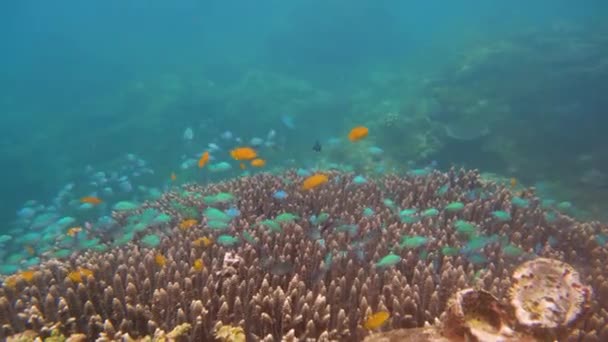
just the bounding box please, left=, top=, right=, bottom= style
left=312, top=140, right=322, bottom=152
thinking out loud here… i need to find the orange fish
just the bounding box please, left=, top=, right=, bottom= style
left=198, top=151, right=210, bottom=168
left=510, top=177, right=517, bottom=189
left=348, top=126, right=369, bottom=142
left=193, top=236, right=213, bottom=248
left=240, top=163, right=247, bottom=170
left=230, top=147, right=257, bottom=161
left=301, top=173, right=329, bottom=190
left=67, top=226, right=82, bottom=237
left=80, top=196, right=102, bottom=205
left=18, top=270, right=36, bottom=282
left=155, top=253, right=166, bottom=267
left=251, top=158, right=266, bottom=167
left=179, top=219, right=198, bottom=230
left=171, top=172, right=177, bottom=181
left=68, top=267, right=94, bottom=283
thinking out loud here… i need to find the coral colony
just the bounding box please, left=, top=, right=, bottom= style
left=1, top=168, right=607, bottom=341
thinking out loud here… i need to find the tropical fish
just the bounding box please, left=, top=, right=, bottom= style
left=445, top=202, right=464, bottom=212
left=363, top=311, right=390, bottom=330
left=251, top=158, right=266, bottom=167
left=207, top=221, right=229, bottom=230
left=422, top=208, right=439, bottom=217
left=376, top=253, right=401, bottom=268
left=400, top=235, right=428, bottom=249
left=217, top=235, right=239, bottom=246
left=193, top=259, right=204, bottom=271
left=353, top=175, right=367, bottom=184
left=273, top=190, right=288, bottom=200
left=230, top=147, right=257, bottom=161
left=259, top=219, right=281, bottom=232
left=250, top=137, right=264, bottom=147
left=198, top=151, right=210, bottom=168
left=436, top=184, right=449, bottom=196
left=368, top=146, right=383, bottom=155
left=141, top=234, right=161, bottom=247
left=155, top=254, right=166, bottom=267
left=511, top=196, right=530, bottom=208
left=301, top=173, right=329, bottom=190
left=275, top=213, right=299, bottom=223
left=204, top=207, right=232, bottom=222
left=491, top=210, right=511, bottom=221
left=348, top=126, right=369, bottom=142
left=179, top=219, right=198, bottom=230
left=454, top=220, right=477, bottom=235
left=281, top=114, right=295, bottom=129
left=171, top=172, right=177, bottom=181
left=208, top=162, right=232, bottom=172
left=510, top=177, right=517, bottom=189
left=66, top=227, right=82, bottom=237
left=312, top=140, right=322, bottom=152
left=221, top=131, right=233, bottom=140
left=183, top=127, right=194, bottom=141
left=80, top=196, right=102, bottom=205
left=441, top=246, right=460, bottom=256
left=67, top=267, right=94, bottom=283
left=193, top=236, right=213, bottom=247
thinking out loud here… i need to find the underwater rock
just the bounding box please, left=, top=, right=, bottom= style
left=441, top=288, right=528, bottom=342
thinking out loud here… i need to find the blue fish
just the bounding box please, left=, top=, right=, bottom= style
left=281, top=114, right=295, bottom=129
left=273, top=190, right=288, bottom=200
left=225, top=207, right=241, bottom=218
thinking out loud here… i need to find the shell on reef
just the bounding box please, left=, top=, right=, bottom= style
left=442, top=288, right=524, bottom=342
left=509, top=257, right=593, bottom=330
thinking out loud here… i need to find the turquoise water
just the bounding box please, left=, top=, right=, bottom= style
left=1, top=1, right=607, bottom=267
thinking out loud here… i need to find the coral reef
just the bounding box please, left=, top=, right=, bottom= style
left=1, top=169, right=607, bottom=341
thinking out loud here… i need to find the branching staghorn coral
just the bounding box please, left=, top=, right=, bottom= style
left=0, top=169, right=607, bottom=341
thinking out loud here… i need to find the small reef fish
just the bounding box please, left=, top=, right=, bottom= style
left=352, top=175, right=367, bottom=184
left=171, top=172, right=177, bottom=181
left=363, top=311, right=390, bottom=330
left=193, top=236, right=213, bottom=247
left=273, top=190, right=288, bottom=200
left=376, top=253, right=401, bottom=268
left=491, top=210, right=511, bottom=221
left=348, top=126, right=369, bottom=142
left=67, top=267, right=94, bottom=283
left=80, top=196, right=102, bottom=205
left=221, top=131, right=233, bottom=140
left=250, top=137, right=264, bottom=147
left=230, top=147, right=257, bottom=161
left=510, top=177, right=517, bottom=189
left=445, top=201, right=464, bottom=212
left=251, top=158, right=266, bottom=167
left=301, top=173, right=329, bottom=190
left=193, top=259, right=204, bottom=271
left=312, top=140, right=322, bottom=152
left=198, top=151, right=210, bottom=168
left=179, top=219, right=198, bottom=230
left=67, top=227, right=82, bottom=237
left=183, top=127, right=194, bottom=141
left=155, top=253, right=166, bottom=267
left=281, top=114, right=295, bottom=129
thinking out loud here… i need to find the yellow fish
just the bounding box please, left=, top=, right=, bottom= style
left=363, top=311, right=390, bottom=330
